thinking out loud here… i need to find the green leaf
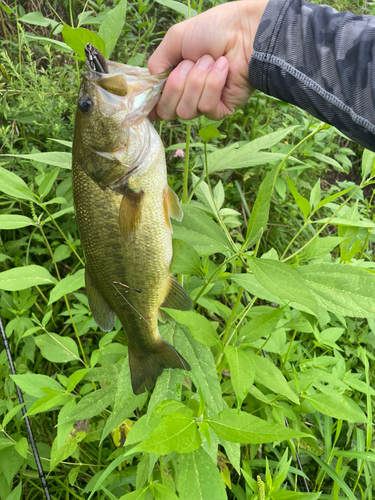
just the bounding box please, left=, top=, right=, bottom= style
left=60, top=384, right=116, bottom=423
left=172, top=205, right=231, bottom=256
left=199, top=124, right=223, bottom=142
left=361, top=149, right=375, bottom=179
left=35, top=333, right=80, bottom=363
left=285, top=175, right=311, bottom=221
left=240, top=307, right=285, bottom=344
left=245, top=166, right=277, bottom=247
left=24, top=33, right=71, bottom=53
left=1, top=152, right=72, bottom=169
left=18, top=12, right=58, bottom=27
left=26, top=391, right=72, bottom=416
left=153, top=483, right=179, bottom=500
left=48, top=269, right=85, bottom=304
left=38, top=167, right=60, bottom=198
left=207, top=409, right=307, bottom=443
left=305, top=393, right=368, bottom=423
left=0, top=447, right=24, bottom=485
left=248, top=258, right=318, bottom=315
left=163, top=309, right=220, bottom=347
left=161, top=323, right=224, bottom=414
left=0, top=167, right=35, bottom=201
left=147, top=367, right=184, bottom=419
left=0, top=265, right=57, bottom=291
left=296, top=263, right=375, bottom=317
left=99, top=0, right=127, bottom=58
left=62, top=24, right=106, bottom=60
left=0, top=215, right=34, bottom=230
left=251, top=352, right=299, bottom=404
left=309, top=179, right=322, bottom=209
left=10, top=374, right=63, bottom=398
left=304, top=236, right=343, bottom=260
left=171, top=239, right=202, bottom=276
left=230, top=273, right=282, bottom=305
left=177, top=447, right=227, bottom=500
left=304, top=450, right=357, bottom=500
left=140, top=413, right=201, bottom=454
left=4, top=482, right=22, bottom=500
left=2, top=404, right=24, bottom=429
left=224, top=346, right=255, bottom=406
left=50, top=431, right=86, bottom=472
left=14, top=438, right=28, bottom=459
left=155, top=0, right=197, bottom=18
left=119, top=488, right=148, bottom=500
left=247, top=126, right=298, bottom=152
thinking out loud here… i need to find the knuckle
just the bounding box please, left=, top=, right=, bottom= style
left=176, top=104, right=195, bottom=121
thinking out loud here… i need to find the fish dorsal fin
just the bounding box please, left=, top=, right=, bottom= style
left=119, top=187, right=144, bottom=241
left=97, top=73, right=127, bottom=96
left=85, top=269, right=116, bottom=332
left=159, top=275, right=192, bottom=322
left=163, top=186, right=183, bottom=232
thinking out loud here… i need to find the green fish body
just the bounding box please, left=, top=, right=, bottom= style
left=72, top=56, right=191, bottom=394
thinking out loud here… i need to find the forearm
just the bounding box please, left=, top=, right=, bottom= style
left=249, top=0, right=375, bottom=151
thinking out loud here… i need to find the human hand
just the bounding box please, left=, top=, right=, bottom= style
left=148, top=0, right=269, bottom=121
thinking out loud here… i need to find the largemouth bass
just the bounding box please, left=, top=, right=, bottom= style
left=72, top=45, right=191, bottom=394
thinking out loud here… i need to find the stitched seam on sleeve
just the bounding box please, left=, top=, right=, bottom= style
left=252, top=51, right=375, bottom=134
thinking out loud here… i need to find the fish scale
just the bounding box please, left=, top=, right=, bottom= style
left=72, top=47, right=192, bottom=394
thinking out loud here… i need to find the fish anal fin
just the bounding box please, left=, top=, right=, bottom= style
left=119, top=187, right=144, bottom=241
left=164, top=186, right=183, bottom=223
left=128, top=339, right=190, bottom=395
left=85, top=269, right=116, bottom=332
left=160, top=275, right=192, bottom=315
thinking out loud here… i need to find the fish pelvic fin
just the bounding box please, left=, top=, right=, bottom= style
left=119, top=187, right=144, bottom=241
left=159, top=275, right=192, bottom=322
left=163, top=186, right=183, bottom=232
left=85, top=269, right=116, bottom=332
left=128, top=339, right=190, bottom=395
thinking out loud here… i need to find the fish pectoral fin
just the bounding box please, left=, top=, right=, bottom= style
left=128, top=339, right=190, bottom=395
left=163, top=186, right=183, bottom=232
left=85, top=269, right=116, bottom=332
left=119, top=187, right=144, bottom=241
left=160, top=275, right=192, bottom=318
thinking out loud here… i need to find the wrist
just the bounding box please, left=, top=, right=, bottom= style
left=241, top=0, right=270, bottom=61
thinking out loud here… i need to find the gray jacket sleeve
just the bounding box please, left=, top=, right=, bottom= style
left=248, top=0, right=375, bottom=151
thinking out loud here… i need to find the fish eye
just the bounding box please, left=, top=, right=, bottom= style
left=78, top=96, right=93, bottom=115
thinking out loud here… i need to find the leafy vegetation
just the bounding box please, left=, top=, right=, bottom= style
left=0, top=1, right=375, bottom=499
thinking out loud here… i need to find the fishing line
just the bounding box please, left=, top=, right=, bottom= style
left=111, top=282, right=151, bottom=326
left=0, top=310, right=52, bottom=500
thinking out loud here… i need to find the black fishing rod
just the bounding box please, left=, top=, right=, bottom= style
left=0, top=313, right=51, bottom=500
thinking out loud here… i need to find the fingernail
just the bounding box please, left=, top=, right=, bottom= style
left=198, top=55, right=214, bottom=70
left=179, top=60, right=193, bottom=77
left=214, top=57, right=227, bottom=72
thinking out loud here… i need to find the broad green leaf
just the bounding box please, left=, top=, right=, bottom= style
left=62, top=24, right=106, bottom=60
left=155, top=0, right=197, bottom=18
left=0, top=167, right=35, bottom=201
left=361, top=149, right=375, bottom=180
left=140, top=413, right=201, bottom=454
left=26, top=391, right=72, bottom=416
left=100, top=362, right=147, bottom=444
left=313, top=217, right=375, bottom=228
left=248, top=258, right=318, bottom=315
left=24, top=33, right=71, bottom=53
left=296, top=263, right=375, bottom=317
left=1, top=152, right=72, bottom=169
left=163, top=308, right=220, bottom=347
left=273, top=492, right=321, bottom=500
left=99, top=0, right=127, bottom=58
left=306, top=151, right=344, bottom=172
left=171, top=239, right=202, bottom=276
left=240, top=307, right=285, bottom=344
left=230, top=273, right=282, bottom=305
left=153, top=483, right=179, bottom=500
left=177, top=448, right=227, bottom=500
left=0, top=215, right=34, bottom=230
left=48, top=269, right=85, bottom=304
left=199, top=124, right=223, bottom=142
left=245, top=166, right=277, bottom=247
left=304, top=236, right=343, bottom=260
left=209, top=151, right=289, bottom=173
left=10, top=374, right=63, bottom=398
left=251, top=353, right=299, bottom=404
left=309, top=179, right=322, bottom=209
left=0, top=265, right=57, bottom=291
left=247, top=126, right=298, bottom=152
left=305, top=393, right=368, bottom=423
left=172, top=205, right=231, bottom=256
left=4, top=482, right=22, bottom=500
left=14, top=438, right=28, bottom=459
left=161, top=323, right=224, bottom=414
left=60, top=384, right=116, bottom=423
left=334, top=450, right=375, bottom=462
left=19, top=12, right=58, bottom=27
left=38, top=167, right=60, bottom=198
left=147, top=369, right=184, bottom=420
left=50, top=431, right=86, bottom=472
left=285, top=175, right=311, bottom=221
left=0, top=447, right=24, bottom=485
left=119, top=488, right=148, bottom=500
left=35, top=333, right=80, bottom=363
left=57, top=399, right=76, bottom=448
left=313, top=186, right=352, bottom=212
left=224, top=346, right=254, bottom=406
left=305, top=450, right=357, bottom=500
left=2, top=404, right=24, bottom=429
left=207, top=409, right=307, bottom=443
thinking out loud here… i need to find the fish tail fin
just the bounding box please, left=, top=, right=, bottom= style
left=128, top=339, right=190, bottom=395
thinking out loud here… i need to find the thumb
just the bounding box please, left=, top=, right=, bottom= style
left=148, top=23, right=186, bottom=75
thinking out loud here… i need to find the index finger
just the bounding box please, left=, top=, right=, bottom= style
left=148, top=23, right=187, bottom=75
